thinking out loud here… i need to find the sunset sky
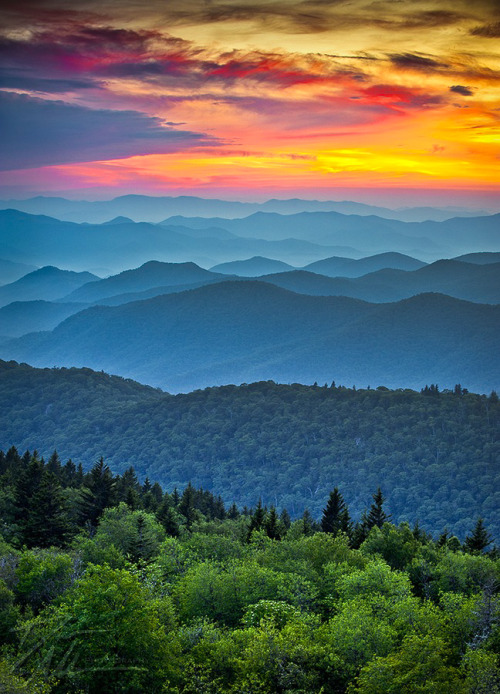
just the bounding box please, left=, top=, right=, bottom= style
left=1, top=0, right=499, bottom=207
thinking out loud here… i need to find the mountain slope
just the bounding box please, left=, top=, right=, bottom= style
left=0, top=300, right=86, bottom=337
left=454, top=252, right=500, bottom=265
left=0, top=258, right=38, bottom=285
left=210, top=256, right=296, bottom=276
left=65, top=261, right=225, bottom=303
left=0, top=266, right=98, bottom=308
left=1, top=282, right=498, bottom=393
left=304, top=252, right=426, bottom=277
left=0, top=209, right=357, bottom=271
left=251, top=259, right=500, bottom=303
left=0, top=360, right=498, bottom=538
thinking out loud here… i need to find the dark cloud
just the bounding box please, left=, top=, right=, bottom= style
left=0, top=75, right=98, bottom=92
left=389, top=53, right=448, bottom=71
left=470, top=21, right=500, bottom=37
left=450, top=84, right=474, bottom=96
left=396, top=10, right=466, bottom=29
left=362, top=84, right=443, bottom=108
left=0, top=91, right=220, bottom=170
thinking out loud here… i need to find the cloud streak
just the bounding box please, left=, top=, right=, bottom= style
left=0, top=91, right=220, bottom=170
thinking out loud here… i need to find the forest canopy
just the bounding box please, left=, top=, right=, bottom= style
left=0, top=360, right=498, bottom=539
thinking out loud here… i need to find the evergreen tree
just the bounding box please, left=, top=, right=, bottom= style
left=62, top=459, right=77, bottom=487
left=227, top=502, right=240, bottom=519
left=128, top=513, right=157, bottom=563
left=366, top=487, right=391, bottom=530
left=464, top=518, right=492, bottom=554
left=437, top=528, right=449, bottom=547
left=46, top=450, right=62, bottom=479
left=14, top=453, right=44, bottom=532
left=178, top=483, right=197, bottom=529
left=280, top=508, right=291, bottom=531
left=142, top=491, right=158, bottom=512
left=116, top=466, right=139, bottom=502
left=78, top=458, right=116, bottom=527
left=150, top=482, right=164, bottom=505
left=125, top=487, right=139, bottom=511
left=265, top=506, right=281, bottom=540
left=321, top=487, right=351, bottom=537
left=301, top=509, right=315, bottom=536
left=22, top=471, right=69, bottom=547
left=156, top=498, right=180, bottom=537
left=247, top=499, right=266, bottom=541
left=351, top=514, right=370, bottom=549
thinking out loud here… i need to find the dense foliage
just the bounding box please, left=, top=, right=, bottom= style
left=0, top=449, right=498, bottom=693
left=1, top=360, right=499, bottom=538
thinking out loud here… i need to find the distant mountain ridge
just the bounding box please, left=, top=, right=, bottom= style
left=210, top=256, right=296, bottom=276
left=0, top=209, right=359, bottom=271
left=0, top=265, right=98, bottom=308
left=303, top=252, right=426, bottom=277
left=1, top=281, right=498, bottom=393
left=0, top=194, right=494, bottom=223
left=65, top=261, right=226, bottom=303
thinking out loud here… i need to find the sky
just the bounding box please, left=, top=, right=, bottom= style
left=0, top=0, right=499, bottom=207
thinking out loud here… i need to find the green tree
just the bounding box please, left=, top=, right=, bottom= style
left=350, top=634, right=465, bottom=693
left=22, top=472, right=69, bottom=548
left=464, top=518, right=492, bottom=554
left=321, top=487, right=351, bottom=537
left=19, top=564, right=170, bottom=693
left=265, top=506, right=281, bottom=540
left=366, top=488, right=391, bottom=530
left=78, top=458, right=116, bottom=527
left=247, top=499, right=266, bottom=541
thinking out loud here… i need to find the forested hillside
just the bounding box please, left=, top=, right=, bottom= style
left=2, top=283, right=499, bottom=393
left=0, top=447, right=498, bottom=693
left=1, top=360, right=498, bottom=539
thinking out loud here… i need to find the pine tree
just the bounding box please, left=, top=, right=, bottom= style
left=46, top=450, right=62, bottom=479
left=227, top=502, right=240, bottom=519
left=280, top=508, right=291, bottom=531
left=437, top=528, right=449, bottom=547
left=125, top=487, right=139, bottom=511
left=321, top=487, right=351, bottom=537
left=150, top=482, right=164, bottom=505
left=78, top=458, right=116, bottom=527
left=265, top=506, right=281, bottom=540
left=156, top=499, right=180, bottom=537
left=301, top=509, right=315, bottom=536
left=366, top=488, right=390, bottom=530
left=22, top=472, right=69, bottom=548
left=464, top=518, right=492, bottom=554
left=178, top=483, right=197, bottom=529
left=116, top=466, right=139, bottom=502
left=62, top=459, right=77, bottom=487
left=247, top=499, right=267, bottom=541
left=128, top=513, right=157, bottom=563
left=14, top=454, right=44, bottom=531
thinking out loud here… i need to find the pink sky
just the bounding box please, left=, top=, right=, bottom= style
left=1, top=0, right=499, bottom=208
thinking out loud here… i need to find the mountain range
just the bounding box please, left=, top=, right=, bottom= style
left=1, top=359, right=498, bottom=539
left=1, top=194, right=494, bottom=224
left=0, top=253, right=498, bottom=341
left=0, top=209, right=359, bottom=272
left=1, top=281, right=498, bottom=393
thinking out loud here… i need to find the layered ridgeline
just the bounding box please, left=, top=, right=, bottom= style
left=1, top=208, right=500, bottom=273
left=1, top=280, right=498, bottom=393
left=0, top=360, right=498, bottom=539
left=0, top=192, right=493, bottom=223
